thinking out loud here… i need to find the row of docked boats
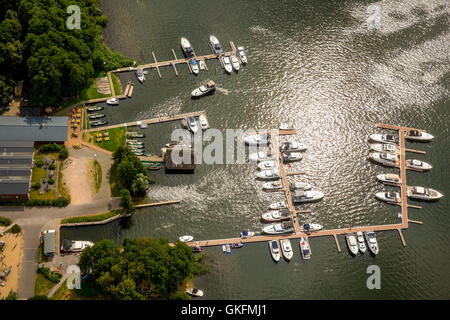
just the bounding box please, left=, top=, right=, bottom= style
left=269, top=237, right=311, bottom=262
left=86, top=105, right=108, bottom=126
left=345, top=231, right=379, bottom=256
left=182, top=115, right=209, bottom=133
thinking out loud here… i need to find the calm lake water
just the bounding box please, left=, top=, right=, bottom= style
left=61, top=0, right=450, bottom=299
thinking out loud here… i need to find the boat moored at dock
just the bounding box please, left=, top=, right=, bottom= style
left=181, top=37, right=194, bottom=57
left=190, top=59, right=199, bottom=75
left=269, top=201, right=287, bottom=210
left=356, top=232, right=367, bottom=253
left=230, top=54, right=240, bottom=71
left=269, top=240, right=281, bottom=262
left=407, top=186, right=443, bottom=201
left=90, top=120, right=108, bottom=126
left=60, top=240, right=94, bottom=253
left=209, top=35, right=223, bottom=54
left=260, top=208, right=291, bottom=222
left=237, top=46, right=247, bottom=64
left=186, top=288, right=203, bottom=297
left=199, top=114, right=209, bottom=130
left=369, top=152, right=399, bottom=167
left=406, top=159, right=432, bottom=171
left=262, top=181, right=283, bottom=191
left=86, top=106, right=103, bottom=112
left=179, top=235, right=194, bottom=242
left=281, top=151, right=303, bottom=162
left=292, top=190, right=324, bottom=203
left=299, top=237, right=311, bottom=260
left=289, top=181, right=312, bottom=191
left=405, top=129, right=434, bottom=142
left=106, top=98, right=119, bottom=105
left=88, top=113, right=105, bottom=120
left=280, top=239, right=293, bottom=261
left=248, top=150, right=275, bottom=162
left=244, top=133, right=271, bottom=146
left=256, top=169, right=281, bottom=180
left=303, top=223, right=323, bottom=232
left=136, top=68, right=145, bottom=83
left=222, top=56, right=233, bottom=73
left=364, top=231, right=379, bottom=256
left=240, top=231, right=255, bottom=239
left=257, top=160, right=278, bottom=170
left=376, top=173, right=401, bottom=185
left=369, top=143, right=399, bottom=154
left=262, top=221, right=295, bottom=235
left=187, top=116, right=199, bottom=133
left=279, top=141, right=307, bottom=152
left=369, top=133, right=398, bottom=144
left=345, top=234, right=359, bottom=256
left=375, top=191, right=401, bottom=203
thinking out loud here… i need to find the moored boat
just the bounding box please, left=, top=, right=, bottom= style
left=256, top=169, right=281, bottom=180
left=292, top=190, right=324, bottom=203
left=257, top=160, right=278, bottom=170
left=345, top=234, right=359, bottom=256
left=279, top=123, right=294, bottom=130
left=407, top=186, right=443, bottom=201
left=190, top=59, right=199, bottom=75
left=269, top=201, right=287, bottom=210
left=249, top=150, right=275, bottom=162
left=230, top=54, right=240, bottom=71
left=191, top=80, right=216, bottom=98
left=260, top=208, right=291, bottom=222
left=240, top=230, right=255, bottom=239
left=262, top=181, right=283, bottom=191
left=209, top=35, right=223, bottom=54
left=364, top=231, right=379, bottom=256
left=282, top=151, right=303, bottom=162
left=375, top=191, right=401, bottom=203
left=406, top=159, right=432, bottom=171
left=279, top=141, right=307, bottom=152
left=181, top=37, right=194, bottom=57
left=88, top=113, right=105, bottom=120
left=369, top=133, right=397, bottom=144
left=60, top=240, right=94, bottom=253
left=263, top=221, right=295, bottom=235
left=199, top=115, right=209, bottom=130
left=136, top=68, right=145, bottom=83
left=289, top=182, right=312, bottom=191
left=280, top=239, right=293, bottom=261
left=405, top=129, right=434, bottom=142
left=179, top=235, right=193, bottom=242
left=299, top=237, right=311, bottom=260
left=90, top=120, right=107, bottom=126
left=222, top=56, right=233, bottom=73
left=302, top=223, right=323, bottom=232
left=187, top=116, right=199, bottom=133
left=106, top=98, right=119, bottom=105
left=369, top=152, right=399, bottom=167
left=376, top=173, right=401, bottom=185
left=244, top=133, right=271, bottom=146
left=86, top=106, right=103, bottom=112
left=269, top=240, right=281, bottom=262
left=369, top=143, right=399, bottom=154
left=237, top=46, right=247, bottom=64
left=356, top=231, right=367, bottom=253
left=186, top=288, right=204, bottom=297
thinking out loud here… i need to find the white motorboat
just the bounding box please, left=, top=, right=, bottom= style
left=289, top=181, right=312, bottom=191
left=256, top=169, right=281, bottom=180
left=292, top=190, right=324, bottom=203
left=244, top=133, right=271, bottom=146
left=280, top=239, right=293, bottom=261
left=199, top=115, right=209, bottom=130
left=181, top=37, right=194, bottom=57
left=299, top=237, right=311, bottom=260
left=369, top=152, right=399, bottom=167
left=191, top=80, right=216, bottom=98
left=406, top=159, right=432, bottom=171
left=240, top=230, right=255, bottom=239
left=376, top=173, right=401, bottom=186
left=262, top=181, right=283, bottom=191
left=190, top=59, right=199, bottom=75
left=364, top=231, right=379, bottom=256
left=209, top=35, right=223, bottom=54
left=279, top=123, right=294, bottom=130
left=369, top=143, right=399, bottom=154
left=302, top=223, right=323, bottom=232
left=199, top=60, right=206, bottom=70
left=369, top=133, right=398, bottom=144
left=186, top=116, right=198, bottom=133
left=279, top=141, right=307, bottom=152
left=257, top=160, right=278, bottom=170
left=269, top=240, right=281, bottom=262
left=249, top=150, right=275, bottom=162
left=106, top=98, right=119, bottom=105
left=405, top=129, right=434, bottom=142
left=230, top=54, right=240, bottom=71
left=237, top=46, right=247, bottom=64
left=222, top=56, right=233, bottom=73
left=269, top=201, right=287, bottom=210
left=263, top=221, right=295, bottom=235
left=261, top=208, right=291, bottom=222
left=136, top=68, right=145, bottom=83
left=186, top=288, right=204, bottom=297
left=345, top=234, right=359, bottom=256
left=375, top=191, right=401, bottom=203
left=356, top=231, right=367, bottom=253
left=179, top=235, right=194, bottom=242
left=60, top=240, right=94, bottom=253
left=407, top=186, right=443, bottom=201
left=282, top=151, right=303, bottom=162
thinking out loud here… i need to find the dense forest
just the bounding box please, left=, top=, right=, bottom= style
left=0, top=0, right=133, bottom=108
left=79, top=238, right=208, bottom=300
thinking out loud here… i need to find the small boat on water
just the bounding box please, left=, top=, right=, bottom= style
left=106, top=98, right=119, bottom=105
left=136, top=68, right=145, bottom=83
left=60, top=240, right=94, bottom=253
left=262, top=181, right=283, bottom=191
left=369, top=143, right=399, bottom=154
left=375, top=191, right=401, bottom=203
left=269, top=201, right=287, bottom=210
left=244, top=133, right=271, bottom=146
left=199, top=115, right=209, bottom=130
left=230, top=54, right=240, bottom=71
left=280, top=239, right=293, bottom=261
left=190, top=59, right=199, bottom=75
left=249, top=150, right=275, bottom=162
left=133, top=151, right=144, bottom=156
left=279, top=123, right=294, bottom=130
left=86, top=106, right=103, bottom=112
left=209, top=35, right=223, bottom=54
left=299, top=237, right=311, bottom=260
left=256, top=169, right=281, bottom=180
left=192, top=245, right=202, bottom=253
left=303, top=223, right=323, bottom=232
left=225, top=244, right=231, bottom=255
left=240, top=231, right=255, bottom=239
left=128, top=144, right=143, bottom=149
left=356, top=231, right=367, bottom=253
left=406, top=159, right=432, bottom=171
left=237, top=46, right=247, bottom=64
left=407, top=186, right=443, bottom=201
left=257, top=160, right=278, bottom=170
left=88, top=113, right=105, bottom=120
left=263, top=221, right=295, bottom=235
left=292, top=190, right=324, bottom=203
left=179, top=235, right=193, bottom=242
left=405, top=129, right=434, bottom=142
left=289, top=182, right=312, bottom=191
left=126, top=132, right=145, bottom=138
left=231, top=243, right=244, bottom=249
left=181, top=37, right=194, bottom=57
left=345, top=234, right=359, bottom=256
left=369, top=133, right=397, bottom=144
left=269, top=240, right=281, bottom=262
left=199, top=60, right=206, bottom=70
left=187, top=116, right=199, bottom=133
left=282, top=151, right=303, bottom=162
left=90, top=120, right=107, bottom=126
left=191, top=80, right=216, bottom=98
left=127, top=140, right=143, bottom=145
left=279, top=141, right=307, bottom=152
left=369, top=152, right=399, bottom=167
left=261, top=208, right=291, bottom=222
left=222, top=56, right=233, bottom=73
left=377, top=173, right=401, bottom=185
left=186, top=288, right=203, bottom=297
left=364, top=231, right=379, bottom=256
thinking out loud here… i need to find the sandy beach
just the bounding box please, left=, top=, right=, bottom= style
left=0, top=233, right=23, bottom=299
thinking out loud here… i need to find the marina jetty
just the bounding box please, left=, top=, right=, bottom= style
left=180, top=123, right=430, bottom=255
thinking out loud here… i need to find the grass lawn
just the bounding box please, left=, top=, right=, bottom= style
left=111, top=73, right=122, bottom=96
left=61, top=210, right=121, bottom=224
left=89, top=160, right=102, bottom=193
left=51, top=282, right=70, bottom=300
left=82, top=127, right=126, bottom=153
left=30, top=152, right=61, bottom=201
left=34, top=273, right=56, bottom=297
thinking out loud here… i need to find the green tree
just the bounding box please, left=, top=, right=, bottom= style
left=119, top=189, right=133, bottom=213
left=131, top=173, right=149, bottom=195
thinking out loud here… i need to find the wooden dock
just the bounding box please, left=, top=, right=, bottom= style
left=180, top=123, right=428, bottom=254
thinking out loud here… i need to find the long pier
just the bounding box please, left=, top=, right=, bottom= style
left=183, top=123, right=427, bottom=254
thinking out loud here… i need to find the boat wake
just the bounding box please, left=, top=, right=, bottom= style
left=216, top=87, right=230, bottom=95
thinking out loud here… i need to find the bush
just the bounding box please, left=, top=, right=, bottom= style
left=38, top=267, right=62, bottom=284
left=35, top=159, right=44, bottom=167
left=0, top=217, right=12, bottom=227
left=48, top=163, right=56, bottom=170
left=173, top=291, right=191, bottom=300
left=5, top=290, right=16, bottom=300
left=39, top=143, right=63, bottom=153
left=48, top=178, right=54, bottom=185
left=32, top=182, right=41, bottom=190
left=25, top=197, right=69, bottom=207
left=58, top=147, right=68, bottom=160
left=8, top=224, right=21, bottom=234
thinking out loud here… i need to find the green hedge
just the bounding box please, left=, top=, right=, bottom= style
left=0, top=217, right=12, bottom=227
left=38, top=267, right=62, bottom=284
left=7, top=224, right=21, bottom=234
left=26, top=197, right=69, bottom=207
left=61, top=210, right=120, bottom=224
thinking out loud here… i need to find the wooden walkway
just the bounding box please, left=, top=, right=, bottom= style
left=181, top=123, right=427, bottom=254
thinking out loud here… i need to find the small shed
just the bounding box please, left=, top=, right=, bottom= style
left=43, top=229, right=56, bottom=256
